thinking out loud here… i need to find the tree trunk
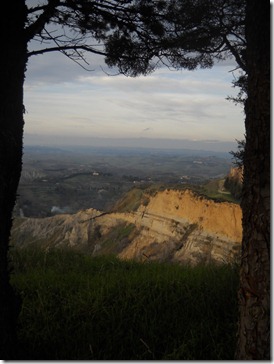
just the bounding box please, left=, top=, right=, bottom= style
left=0, top=1, right=28, bottom=358
left=236, top=0, right=270, bottom=359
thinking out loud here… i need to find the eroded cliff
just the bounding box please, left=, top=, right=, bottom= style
left=11, top=188, right=242, bottom=265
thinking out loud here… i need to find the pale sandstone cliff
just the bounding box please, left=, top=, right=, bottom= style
left=112, top=189, right=242, bottom=264
left=11, top=189, right=242, bottom=266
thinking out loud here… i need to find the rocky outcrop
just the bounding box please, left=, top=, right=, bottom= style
left=224, top=167, right=243, bottom=200
left=11, top=189, right=242, bottom=266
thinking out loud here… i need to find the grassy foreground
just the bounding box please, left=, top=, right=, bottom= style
left=10, top=246, right=239, bottom=360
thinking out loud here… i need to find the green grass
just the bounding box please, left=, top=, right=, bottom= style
left=202, top=179, right=239, bottom=203
left=10, top=246, right=239, bottom=360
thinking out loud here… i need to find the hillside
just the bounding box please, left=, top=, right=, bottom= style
left=11, top=187, right=242, bottom=266
left=224, top=166, right=243, bottom=199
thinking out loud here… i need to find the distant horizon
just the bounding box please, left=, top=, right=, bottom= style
left=23, top=133, right=238, bottom=156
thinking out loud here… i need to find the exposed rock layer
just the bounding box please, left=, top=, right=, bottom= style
left=11, top=189, right=242, bottom=265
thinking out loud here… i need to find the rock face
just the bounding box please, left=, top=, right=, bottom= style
left=11, top=189, right=242, bottom=266
left=224, top=167, right=243, bottom=199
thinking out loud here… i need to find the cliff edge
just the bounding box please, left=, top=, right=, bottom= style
left=11, top=188, right=242, bottom=266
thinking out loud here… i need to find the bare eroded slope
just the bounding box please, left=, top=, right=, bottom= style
left=11, top=189, right=242, bottom=265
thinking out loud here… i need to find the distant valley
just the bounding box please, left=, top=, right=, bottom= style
left=12, top=145, right=243, bottom=266
left=15, top=145, right=234, bottom=218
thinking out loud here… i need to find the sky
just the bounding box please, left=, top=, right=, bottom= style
left=23, top=38, right=246, bottom=153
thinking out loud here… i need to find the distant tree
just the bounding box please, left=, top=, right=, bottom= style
left=0, top=0, right=259, bottom=359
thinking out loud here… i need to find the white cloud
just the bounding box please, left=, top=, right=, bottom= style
left=24, top=56, right=245, bottom=144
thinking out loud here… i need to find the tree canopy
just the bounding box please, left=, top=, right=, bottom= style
left=25, top=0, right=246, bottom=76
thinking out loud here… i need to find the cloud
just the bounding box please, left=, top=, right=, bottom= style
left=24, top=56, right=245, bottom=144
left=26, top=49, right=108, bottom=86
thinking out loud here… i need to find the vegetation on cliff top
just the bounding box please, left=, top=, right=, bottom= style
left=112, top=180, right=239, bottom=214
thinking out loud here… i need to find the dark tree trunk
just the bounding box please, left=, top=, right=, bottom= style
left=236, top=0, right=270, bottom=359
left=0, top=1, right=28, bottom=358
